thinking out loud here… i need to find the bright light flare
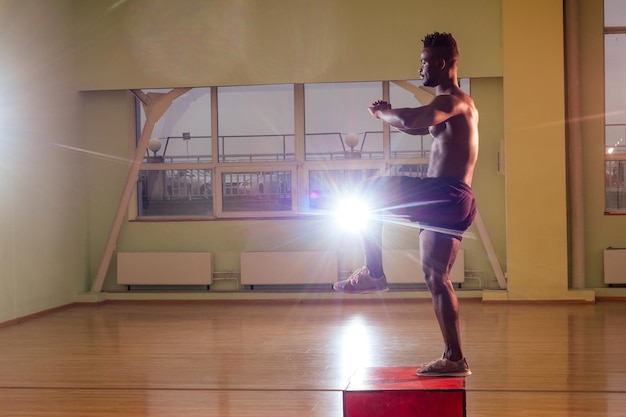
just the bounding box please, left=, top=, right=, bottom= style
left=339, top=316, right=372, bottom=371
left=334, top=196, right=373, bottom=231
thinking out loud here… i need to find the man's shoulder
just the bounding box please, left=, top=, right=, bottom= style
left=431, top=92, right=475, bottom=117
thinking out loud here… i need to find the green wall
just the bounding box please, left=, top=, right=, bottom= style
left=93, top=79, right=506, bottom=293
left=579, top=0, right=626, bottom=292
left=85, top=0, right=621, bottom=299
left=0, top=0, right=87, bottom=323
left=73, top=0, right=502, bottom=89
left=76, top=0, right=508, bottom=292
left=3, top=0, right=624, bottom=320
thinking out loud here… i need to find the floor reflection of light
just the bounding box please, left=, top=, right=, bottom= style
left=340, top=316, right=372, bottom=373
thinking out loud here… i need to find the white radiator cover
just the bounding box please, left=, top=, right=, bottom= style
left=241, top=251, right=338, bottom=285
left=604, top=249, right=626, bottom=284
left=383, top=249, right=465, bottom=284
left=117, top=252, right=213, bottom=285
left=240, top=250, right=463, bottom=285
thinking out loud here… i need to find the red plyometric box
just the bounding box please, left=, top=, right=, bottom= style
left=343, top=367, right=466, bottom=417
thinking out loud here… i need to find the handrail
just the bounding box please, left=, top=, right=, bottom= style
left=144, top=130, right=431, bottom=163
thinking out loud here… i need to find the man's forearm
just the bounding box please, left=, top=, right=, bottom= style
left=376, top=108, right=430, bottom=135
left=369, top=100, right=430, bottom=135
left=375, top=108, right=408, bottom=130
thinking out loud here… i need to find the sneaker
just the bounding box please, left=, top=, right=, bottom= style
left=416, top=357, right=472, bottom=377
left=333, top=267, right=389, bottom=294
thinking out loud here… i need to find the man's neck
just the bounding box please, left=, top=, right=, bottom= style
left=435, top=76, right=459, bottom=95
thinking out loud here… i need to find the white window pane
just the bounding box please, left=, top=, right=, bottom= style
left=138, top=88, right=213, bottom=163
left=389, top=164, right=429, bottom=178
left=605, top=0, right=626, bottom=27
left=218, top=85, right=295, bottom=162
left=389, top=80, right=432, bottom=159
left=308, top=168, right=380, bottom=210
left=605, top=161, right=626, bottom=210
left=137, top=169, right=213, bottom=217
left=605, top=35, right=626, bottom=126
left=305, top=82, right=383, bottom=161
left=221, top=170, right=292, bottom=212
left=606, top=125, right=626, bottom=153
left=604, top=32, right=626, bottom=211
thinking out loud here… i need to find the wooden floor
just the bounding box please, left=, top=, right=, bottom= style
left=0, top=298, right=625, bottom=416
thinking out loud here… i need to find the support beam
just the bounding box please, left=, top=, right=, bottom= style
left=90, top=88, right=191, bottom=293
left=473, top=210, right=507, bottom=289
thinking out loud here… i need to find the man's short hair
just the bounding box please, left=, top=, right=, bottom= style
left=422, top=32, right=459, bottom=63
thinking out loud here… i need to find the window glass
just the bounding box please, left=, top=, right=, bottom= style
left=217, top=84, right=295, bottom=162
left=389, top=164, right=429, bottom=178
left=605, top=0, right=626, bottom=27
left=221, top=170, right=292, bottom=212
left=604, top=28, right=626, bottom=211
left=605, top=162, right=626, bottom=210
left=389, top=80, right=432, bottom=159
left=138, top=88, right=212, bottom=163
left=308, top=168, right=380, bottom=210
left=304, top=82, right=383, bottom=161
left=605, top=35, right=626, bottom=127
left=133, top=81, right=450, bottom=219
left=606, top=125, right=625, bottom=154
left=137, top=168, right=213, bottom=217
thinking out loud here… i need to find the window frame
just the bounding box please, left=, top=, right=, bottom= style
left=604, top=25, right=626, bottom=213
left=131, top=80, right=463, bottom=221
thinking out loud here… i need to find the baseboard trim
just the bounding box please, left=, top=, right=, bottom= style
left=0, top=303, right=77, bottom=329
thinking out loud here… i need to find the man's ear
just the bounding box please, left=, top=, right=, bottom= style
left=438, top=58, right=447, bottom=70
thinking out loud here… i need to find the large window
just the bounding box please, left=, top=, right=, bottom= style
left=137, top=88, right=213, bottom=217
left=604, top=0, right=626, bottom=212
left=133, top=80, right=469, bottom=219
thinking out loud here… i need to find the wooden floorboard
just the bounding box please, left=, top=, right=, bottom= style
left=0, top=299, right=625, bottom=416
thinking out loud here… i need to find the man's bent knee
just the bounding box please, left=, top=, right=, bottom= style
left=423, top=271, right=455, bottom=295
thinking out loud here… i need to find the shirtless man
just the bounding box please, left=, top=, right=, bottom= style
left=333, top=32, right=478, bottom=377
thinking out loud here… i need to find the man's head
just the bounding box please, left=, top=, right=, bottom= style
left=419, top=32, right=459, bottom=87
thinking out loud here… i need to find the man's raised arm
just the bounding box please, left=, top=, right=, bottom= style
left=368, top=96, right=462, bottom=135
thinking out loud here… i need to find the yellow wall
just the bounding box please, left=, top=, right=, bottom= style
left=501, top=0, right=593, bottom=301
